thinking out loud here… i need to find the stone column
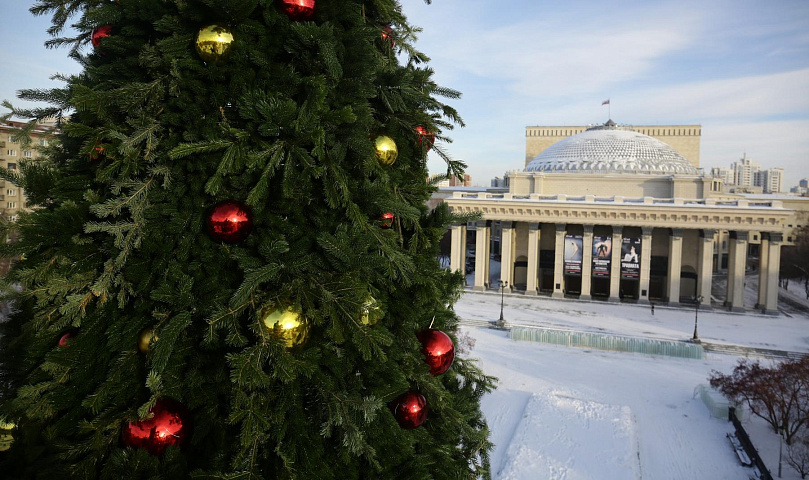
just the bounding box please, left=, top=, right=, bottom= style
left=526, top=223, right=540, bottom=295
left=697, top=229, right=716, bottom=309
left=764, top=233, right=783, bottom=315
left=500, top=221, right=515, bottom=292
left=553, top=223, right=566, bottom=299
left=580, top=225, right=594, bottom=300
left=666, top=229, right=684, bottom=307
left=473, top=221, right=490, bottom=292
left=638, top=227, right=653, bottom=305
left=609, top=226, right=623, bottom=303
left=449, top=223, right=467, bottom=274
left=756, top=233, right=769, bottom=309
left=728, top=231, right=748, bottom=312
left=726, top=232, right=736, bottom=306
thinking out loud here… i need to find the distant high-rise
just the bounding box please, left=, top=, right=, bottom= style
left=731, top=155, right=760, bottom=188
left=430, top=173, right=471, bottom=187
left=755, top=168, right=783, bottom=194
left=710, top=167, right=733, bottom=186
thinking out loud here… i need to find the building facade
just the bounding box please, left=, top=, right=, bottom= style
left=444, top=121, right=795, bottom=315
left=0, top=120, right=55, bottom=220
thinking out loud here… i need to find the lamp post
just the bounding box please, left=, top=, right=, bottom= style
left=692, top=294, right=704, bottom=343
left=779, top=426, right=784, bottom=478
left=497, top=280, right=508, bottom=328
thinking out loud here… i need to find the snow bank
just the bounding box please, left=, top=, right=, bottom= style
left=496, top=391, right=640, bottom=480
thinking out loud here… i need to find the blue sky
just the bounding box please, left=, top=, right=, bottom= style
left=2, top=1, right=808, bottom=187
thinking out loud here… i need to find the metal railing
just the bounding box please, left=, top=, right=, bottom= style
left=729, top=406, right=773, bottom=480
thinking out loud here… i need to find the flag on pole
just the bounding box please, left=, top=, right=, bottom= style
left=602, top=99, right=610, bottom=106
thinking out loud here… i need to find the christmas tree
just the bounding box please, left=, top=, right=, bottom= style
left=0, top=0, right=494, bottom=478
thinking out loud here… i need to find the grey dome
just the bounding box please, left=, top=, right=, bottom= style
left=525, top=124, right=699, bottom=175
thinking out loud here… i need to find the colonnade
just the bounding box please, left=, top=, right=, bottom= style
left=449, top=222, right=783, bottom=314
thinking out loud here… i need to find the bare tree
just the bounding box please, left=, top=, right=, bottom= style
left=709, top=357, right=809, bottom=444
left=788, top=432, right=809, bottom=479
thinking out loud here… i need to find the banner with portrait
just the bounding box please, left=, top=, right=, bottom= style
left=620, top=237, right=641, bottom=279
left=564, top=234, right=583, bottom=276
left=592, top=236, right=612, bottom=277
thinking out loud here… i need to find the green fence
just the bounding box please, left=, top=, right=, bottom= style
left=510, top=326, right=705, bottom=359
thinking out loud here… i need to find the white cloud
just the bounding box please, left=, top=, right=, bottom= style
left=413, top=1, right=704, bottom=99
left=616, top=69, right=809, bottom=122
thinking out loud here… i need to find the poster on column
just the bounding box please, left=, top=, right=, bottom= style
left=620, top=237, right=641, bottom=279
left=564, top=234, right=583, bottom=276
left=592, top=236, right=612, bottom=277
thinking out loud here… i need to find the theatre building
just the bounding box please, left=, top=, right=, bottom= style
left=444, top=121, right=795, bottom=314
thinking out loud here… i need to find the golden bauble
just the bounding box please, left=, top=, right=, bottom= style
left=261, top=306, right=310, bottom=348
left=374, top=135, right=398, bottom=166
left=138, top=328, right=158, bottom=353
left=360, top=296, right=384, bottom=326
left=0, top=420, right=15, bottom=452
left=196, top=25, right=234, bottom=64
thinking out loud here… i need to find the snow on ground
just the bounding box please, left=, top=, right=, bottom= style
left=457, top=291, right=809, bottom=479
left=456, top=290, right=809, bottom=353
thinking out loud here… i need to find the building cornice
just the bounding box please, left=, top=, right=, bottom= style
left=446, top=193, right=793, bottom=232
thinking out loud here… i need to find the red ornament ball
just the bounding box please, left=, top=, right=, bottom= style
left=206, top=200, right=253, bottom=244
left=415, top=126, right=435, bottom=151
left=381, top=24, right=395, bottom=48
left=58, top=331, right=76, bottom=347
left=417, top=328, right=455, bottom=376
left=278, top=0, right=315, bottom=21
left=91, top=25, right=113, bottom=49
left=390, top=391, right=428, bottom=429
left=90, top=145, right=106, bottom=161
left=380, top=212, right=394, bottom=229
left=122, top=398, right=190, bottom=456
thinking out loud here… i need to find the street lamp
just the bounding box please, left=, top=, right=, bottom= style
left=692, top=294, right=704, bottom=343
left=497, top=280, right=508, bottom=328
left=779, top=425, right=785, bottom=478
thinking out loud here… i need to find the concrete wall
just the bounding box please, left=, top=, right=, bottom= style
left=506, top=172, right=705, bottom=199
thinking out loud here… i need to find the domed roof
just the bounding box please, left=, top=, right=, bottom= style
left=525, top=122, right=699, bottom=175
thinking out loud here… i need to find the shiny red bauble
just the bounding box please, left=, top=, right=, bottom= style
left=381, top=24, right=395, bottom=48
left=90, top=145, right=106, bottom=161
left=205, top=200, right=253, bottom=244
left=278, top=0, right=315, bottom=21
left=417, top=328, right=455, bottom=376
left=415, top=126, right=435, bottom=151
left=91, top=25, right=113, bottom=49
left=390, top=391, right=428, bottom=430
left=58, top=331, right=76, bottom=347
left=122, top=398, right=190, bottom=456
left=380, top=212, right=394, bottom=229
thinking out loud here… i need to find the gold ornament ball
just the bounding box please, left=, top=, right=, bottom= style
left=360, top=296, right=384, bottom=326
left=261, top=306, right=310, bottom=348
left=0, top=420, right=15, bottom=452
left=196, top=25, right=235, bottom=64
left=374, top=135, right=398, bottom=166
left=138, top=328, right=158, bottom=353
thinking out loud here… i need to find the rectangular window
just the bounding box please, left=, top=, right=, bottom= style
left=23, top=151, right=32, bottom=158
left=6, top=189, right=14, bottom=196
left=6, top=202, right=16, bottom=209
left=7, top=163, right=16, bottom=170
left=6, top=150, right=16, bottom=156
left=39, top=139, right=47, bottom=146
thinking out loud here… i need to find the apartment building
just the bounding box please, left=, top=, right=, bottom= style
left=0, top=120, right=56, bottom=220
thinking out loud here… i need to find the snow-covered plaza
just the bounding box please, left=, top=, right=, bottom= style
left=458, top=290, right=809, bottom=479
